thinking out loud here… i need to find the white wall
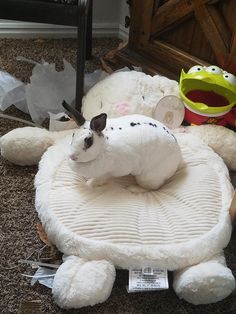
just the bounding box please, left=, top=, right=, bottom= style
left=0, top=0, right=129, bottom=39
left=119, top=0, right=130, bottom=38
left=93, top=0, right=120, bottom=24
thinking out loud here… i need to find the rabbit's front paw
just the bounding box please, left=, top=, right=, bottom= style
left=86, top=178, right=108, bottom=188
left=127, top=185, right=148, bottom=193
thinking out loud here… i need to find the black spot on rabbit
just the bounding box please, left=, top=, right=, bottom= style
left=83, top=135, right=94, bottom=150
left=163, top=126, right=170, bottom=134
left=130, top=122, right=137, bottom=127
left=171, top=134, right=177, bottom=142
left=149, top=123, right=157, bottom=127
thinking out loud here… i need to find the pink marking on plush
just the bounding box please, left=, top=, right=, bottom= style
left=115, top=101, right=130, bottom=115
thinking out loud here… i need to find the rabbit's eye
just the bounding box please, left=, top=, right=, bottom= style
left=84, top=136, right=93, bottom=150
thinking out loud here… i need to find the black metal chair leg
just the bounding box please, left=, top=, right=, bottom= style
left=86, top=0, right=93, bottom=60
left=75, top=2, right=88, bottom=112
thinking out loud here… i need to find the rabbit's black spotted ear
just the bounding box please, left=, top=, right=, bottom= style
left=90, top=113, right=107, bottom=134
left=62, top=101, right=85, bottom=126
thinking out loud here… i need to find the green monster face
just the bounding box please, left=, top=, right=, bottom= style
left=180, top=65, right=236, bottom=114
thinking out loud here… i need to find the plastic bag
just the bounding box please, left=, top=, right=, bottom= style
left=25, top=59, right=76, bottom=124
left=30, top=266, right=56, bottom=289
left=0, top=71, right=28, bottom=113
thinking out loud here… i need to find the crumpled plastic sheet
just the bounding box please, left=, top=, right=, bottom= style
left=24, top=58, right=111, bottom=124
left=25, top=59, right=76, bottom=124
left=0, top=71, right=28, bottom=113
left=30, top=266, right=57, bottom=289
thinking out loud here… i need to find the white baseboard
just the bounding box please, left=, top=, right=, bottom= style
left=0, top=21, right=129, bottom=39
left=118, top=24, right=129, bottom=41
left=93, top=23, right=119, bottom=38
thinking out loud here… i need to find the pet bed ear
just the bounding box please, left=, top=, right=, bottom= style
left=90, top=113, right=107, bottom=133
left=62, top=101, right=85, bottom=126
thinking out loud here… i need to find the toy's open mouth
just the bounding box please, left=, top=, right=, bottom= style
left=186, top=90, right=229, bottom=107
left=181, top=79, right=236, bottom=113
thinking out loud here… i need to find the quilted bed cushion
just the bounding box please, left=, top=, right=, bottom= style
left=35, top=132, right=233, bottom=270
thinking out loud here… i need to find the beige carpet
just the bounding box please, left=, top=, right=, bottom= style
left=0, top=38, right=236, bottom=314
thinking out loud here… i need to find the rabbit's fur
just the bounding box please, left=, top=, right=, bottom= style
left=64, top=102, right=182, bottom=190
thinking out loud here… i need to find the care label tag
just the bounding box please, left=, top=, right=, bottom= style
left=128, top=268, right=169, bottom=292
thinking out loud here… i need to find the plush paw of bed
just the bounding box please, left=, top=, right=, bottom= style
left=86, top=177, right=109, bottom=188
left=0, top=127, right=54, bottom=166
left=173, top=254, right=235, bottom=305
left=127, top=184, right=148, bottom=193
left=185, top=124, right=236, bottom=171
left=0, top=127, right=73, bottom=166
left=52, top=256, right=116, bottom=309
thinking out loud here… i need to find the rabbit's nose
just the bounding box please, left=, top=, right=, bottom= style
left=70, top=154, right=78, bottom=161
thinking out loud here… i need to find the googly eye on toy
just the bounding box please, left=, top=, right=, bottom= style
left=180, top=65, right=236, bottom=128
left=205, top=66, right=223, bottom=75
left=187, top=65, right=204, bottom=74
left=222, top=72, right=236, bottom=85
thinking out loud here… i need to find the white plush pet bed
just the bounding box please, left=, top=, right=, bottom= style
left=35, top=131, right=235, bottom=308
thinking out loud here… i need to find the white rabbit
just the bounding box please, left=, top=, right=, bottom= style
left=63, top=102, right=182, bottom=190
